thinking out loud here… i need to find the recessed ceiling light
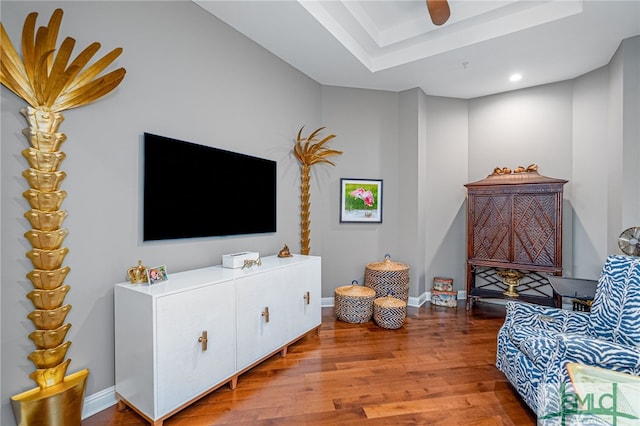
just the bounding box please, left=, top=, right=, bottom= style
left=510, top=73, right=523, bottom=82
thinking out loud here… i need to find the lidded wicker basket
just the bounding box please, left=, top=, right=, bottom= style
left=373, top=295, right=407, bottom=329
left=365, top=254, right=410, bottom=302
left=334, top=280, right=376, bottom=323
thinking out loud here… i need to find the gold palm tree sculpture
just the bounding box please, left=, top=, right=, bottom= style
left=1, top=8, right=125, bottom=424
left=293, top=127, right=342, bottom=255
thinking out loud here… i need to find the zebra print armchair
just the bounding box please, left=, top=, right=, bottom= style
left=496, top=255, right=640, bottom=422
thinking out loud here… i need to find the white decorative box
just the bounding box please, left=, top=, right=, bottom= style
left=222, top=252, right=260, bottom=269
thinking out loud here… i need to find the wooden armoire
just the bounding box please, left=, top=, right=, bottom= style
left=464, top=169, right=568, bottom=309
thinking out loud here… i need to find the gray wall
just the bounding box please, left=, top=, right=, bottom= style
left=1, top=1, right=638, bottom=424
left=1, top=1, right=322, bottom=423
left=469, top=81, right=576, bottom=275
left=613, top=37, right=640, bottom=253
left=316, top=86, right=401, bottom=288
left=572, top=65, right=611, bottom=276
left=423, top=95, right=468, bottom=295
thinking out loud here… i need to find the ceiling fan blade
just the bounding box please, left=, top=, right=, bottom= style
left=426, top=0, right=451, bottom=26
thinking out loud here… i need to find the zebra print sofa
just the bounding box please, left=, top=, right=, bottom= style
left=496, top=255, right=640, bottom=423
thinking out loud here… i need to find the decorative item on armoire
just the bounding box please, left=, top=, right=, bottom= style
left=293, top=126, right=342, bottom=255
left=1, top=8, right=126, bottom=425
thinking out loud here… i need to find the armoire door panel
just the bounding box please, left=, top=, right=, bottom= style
left=471, top=194, right=511, bottom=262
left=513, top=193, right=557, bottom=266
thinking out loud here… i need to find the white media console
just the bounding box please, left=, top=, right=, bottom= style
left=114, top=254, right=321, bottom=425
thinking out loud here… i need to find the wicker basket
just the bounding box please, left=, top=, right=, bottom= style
left=364, top=254, right=410, bottom=302
left=334, top=281, right=376, bottom=323
left=373, top=296, right=407, bottom=329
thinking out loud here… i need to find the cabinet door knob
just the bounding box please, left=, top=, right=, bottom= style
left=304, top=291, right=310, bottom=305
left=198, top=330, right=208, bottom=351
left=262, top=306, right=270, bottom=323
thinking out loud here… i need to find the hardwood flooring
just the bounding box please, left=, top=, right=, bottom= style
left=84, top=302, right=535, bottom=425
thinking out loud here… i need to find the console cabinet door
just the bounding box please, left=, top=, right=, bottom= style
left=285, top=259, right=321, bottom=341
left=155, top=281, right=236, bottom=417
left=235, top=272, right=286, bottom=370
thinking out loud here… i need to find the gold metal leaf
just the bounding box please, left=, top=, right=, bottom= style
left=1, top=8, right=125, bottom=111
left=28, top=341, right=71, bottom=369
left=27, top=285, right=71, bottom=310
left=27, top=305, right=71, bottom=330
left=21, top=12, right=38, bottom=88
left=28, top=323, right=71, bottom=349
left=27, top=267, right=71, bottom=290
left=28, top=358, right=71, bottom=389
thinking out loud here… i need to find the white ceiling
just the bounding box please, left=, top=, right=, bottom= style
left=194, top=0, right=640, bottom=99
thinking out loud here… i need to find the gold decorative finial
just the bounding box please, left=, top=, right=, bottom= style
left=490, top=163, right=538, bottom=176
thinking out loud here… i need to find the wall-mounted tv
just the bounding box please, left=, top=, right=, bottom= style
left=143, top=132, right=276, bottom=241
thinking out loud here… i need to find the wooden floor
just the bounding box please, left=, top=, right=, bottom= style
left=84, top=302, right=535, bottom=425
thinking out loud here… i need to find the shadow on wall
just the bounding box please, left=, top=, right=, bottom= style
left=569, top=201, right=604, bottom=280
left=427, top=201, right=467, bottom=292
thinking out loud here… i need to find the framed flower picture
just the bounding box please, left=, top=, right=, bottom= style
left=340, top=178, right=383, bottom=223
left=146, top=264, right=168, bottom=285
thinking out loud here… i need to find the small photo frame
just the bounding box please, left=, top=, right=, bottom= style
left=340, top=178, right=383, bottom=223
left=147, top=265, right=168, bottom=285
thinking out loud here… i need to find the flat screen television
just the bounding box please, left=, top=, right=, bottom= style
left=143, top=132, right=276, bottom=241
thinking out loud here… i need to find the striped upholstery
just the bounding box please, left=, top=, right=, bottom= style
left=589, top=256, right=640, bottom=346
left=496, top=255, right=640, bottom=422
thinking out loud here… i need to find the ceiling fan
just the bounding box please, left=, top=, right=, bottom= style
left=427, top=0, right=451, bottom=26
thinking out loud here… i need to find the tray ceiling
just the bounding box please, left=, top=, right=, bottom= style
left=195, top=0, right=640, bottom=99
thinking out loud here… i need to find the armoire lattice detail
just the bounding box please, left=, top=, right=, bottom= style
left=465, top=171, right=567, bottom=308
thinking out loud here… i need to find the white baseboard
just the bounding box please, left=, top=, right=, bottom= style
left=322, top=290, right=467, bottom=309
left=408, top=293, right=429, bottom=307
left=82, top=386, right=117, bottom=419
left=321, top=296, right=335, bottom=307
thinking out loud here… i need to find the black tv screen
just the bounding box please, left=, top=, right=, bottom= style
left=143, top=133, right=276, bottom=241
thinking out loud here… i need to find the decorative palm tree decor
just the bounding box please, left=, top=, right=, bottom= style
left=1, top=8, right=125, bottom=424
left=293, top=127, right=342, bottom=255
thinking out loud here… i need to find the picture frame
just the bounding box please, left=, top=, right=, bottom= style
left=340, top=178, right=383, bottom=223
left=146, top=264, right=168, bottom=285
